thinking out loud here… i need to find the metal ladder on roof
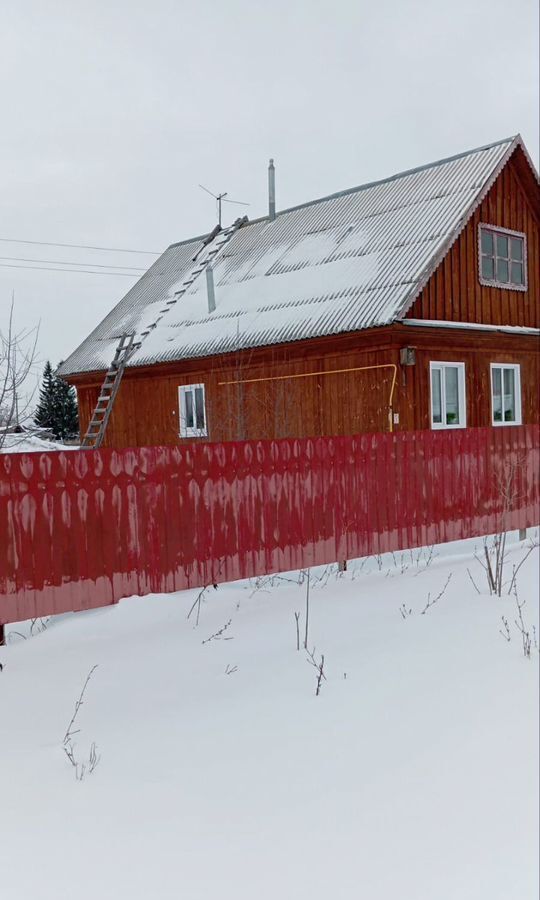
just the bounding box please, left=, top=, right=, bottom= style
left=80, top=332, right=136, bottom=449
left=135, top=216, right=248, bottom=345
left=81, top=216, right=248, bottom=450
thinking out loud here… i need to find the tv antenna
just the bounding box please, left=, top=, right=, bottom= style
left=198, top=184, right=250, bottom=228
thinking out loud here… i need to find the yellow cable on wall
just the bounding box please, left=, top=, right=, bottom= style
left=218, top=363, right=398, bottom=432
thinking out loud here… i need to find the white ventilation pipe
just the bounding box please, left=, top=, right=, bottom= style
left=268, top=158, right=276, bottom=221
left=206, top=264, right=216, bottom=313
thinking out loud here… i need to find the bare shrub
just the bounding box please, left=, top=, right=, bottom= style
left=0, top=296, right=40, bottom=449
left=473, top=458, right=528, bottom=597
left=513, top=588, right=533, bottom=659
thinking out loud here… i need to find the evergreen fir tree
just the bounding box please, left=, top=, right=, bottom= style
left=54, top=368, right=79, bottom=440
left=34, top=361, right=79, bottom=441
left=34, top=361, right=57, bottom=432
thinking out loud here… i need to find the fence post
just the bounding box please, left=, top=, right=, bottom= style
left=0, top=623, right=5, bottom=646
left=519, top=528, right=527, bottom=541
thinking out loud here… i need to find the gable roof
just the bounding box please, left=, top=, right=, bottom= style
left=59, top=135, right=535, bottom=377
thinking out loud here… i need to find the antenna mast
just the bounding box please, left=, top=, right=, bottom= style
left=198, top=184, right=250, bottom=228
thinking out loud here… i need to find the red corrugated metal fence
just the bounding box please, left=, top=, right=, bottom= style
left=1, top=425, right=539, bottom=625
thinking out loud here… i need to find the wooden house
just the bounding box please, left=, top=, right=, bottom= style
left=59, top=136, right=539, bottom=447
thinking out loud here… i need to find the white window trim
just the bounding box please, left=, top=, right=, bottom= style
left=429, top=362, right=467, bottom=430
left=490, top=363, right=522, bottom=427
left=178, top=383, right=208, bottom=438
left=478, top=223, right=528, bottom=292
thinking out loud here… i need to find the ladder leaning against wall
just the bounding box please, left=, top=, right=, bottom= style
left=80, top=332, right=136, bottom=449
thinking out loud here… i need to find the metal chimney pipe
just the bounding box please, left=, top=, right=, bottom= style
left=206, top=263, right=216, bottom=313
left=268, top=158, right=276, bottom=221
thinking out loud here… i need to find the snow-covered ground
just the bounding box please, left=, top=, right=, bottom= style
left=1, top=534, right=538, bottom=900
left=0, top=434, right=78, bottom=453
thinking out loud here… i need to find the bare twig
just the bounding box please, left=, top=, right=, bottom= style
left=187, top=585, right=210, bottom=626
left=466, top=567, right=481, bottom=594
left=303, top=569, right=311, bottom=650
left=507, top=540, right=539, bottom=596
left=499, top=616, right=511, bottom=642
left=294, top=611, right=301, bottom=651
left=306, top=647, right=326, bottom=696
left=421, top=572, right=453, bottom=615
left=63, top=665, right=98, bottom=745
left=224, top=664, right=238, bottom=675
left=202, top=619, right=233, bottom=645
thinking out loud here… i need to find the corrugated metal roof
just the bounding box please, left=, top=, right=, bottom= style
left=59, top=136, right=523, bottom=376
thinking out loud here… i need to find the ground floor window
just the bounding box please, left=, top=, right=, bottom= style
left=178, top=384, right=207, bottom=437
left=491, top=364, right=522, bottom=425
left=430, top=362, right=466, bottom=429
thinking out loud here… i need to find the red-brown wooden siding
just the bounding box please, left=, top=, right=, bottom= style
left=72, top=326, right=539, bottom=448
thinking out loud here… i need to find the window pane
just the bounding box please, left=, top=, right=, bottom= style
left=492, top=368, right=502, bottom=422
left=510, top=237, right=523, bottom=261
left=510, top=262, right=524, bottom=285
left=481, top=255, right=494, bottom=280
left=496, top=259, right=509, bottom=283
left=194, top=387, right=205, bottom=430
left=444, top=367, right=460, bottom=425
left=184, top=390, right=194, bottom=428
left=496, top=234, right=508, bottom=258
left=503, top=369, right=515, bottom=422
left=431, top=369, right=442, bottom=424
left=481, top=229, right=494, bottom=255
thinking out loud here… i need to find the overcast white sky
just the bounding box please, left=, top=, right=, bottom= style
left=1, top=0, right=538, bottom=379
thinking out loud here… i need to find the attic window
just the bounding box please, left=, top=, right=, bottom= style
left=478, top=225, right=527, bottom=290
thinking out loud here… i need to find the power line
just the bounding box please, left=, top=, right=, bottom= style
left=0, top=236, right=161, bottom=255
left=0, top=262, right=141, bottom=277
left=0, top=254, right=146, bottom=271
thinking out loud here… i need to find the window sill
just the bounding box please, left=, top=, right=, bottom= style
left=431, top=423, right=467, bottom=430
left=491, top=420, right=522, bottom=427
left=478, top=277, right=527, bottom=292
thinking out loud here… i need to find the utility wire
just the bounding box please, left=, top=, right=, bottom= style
left=0, top=255, right=147, bottom=271
left=0, top=262, right=141, bottom=277
left=0, top=236, right=161, bottom=255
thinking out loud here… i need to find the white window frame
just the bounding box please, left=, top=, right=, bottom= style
left=429, top=362, right=467, bottom=430
left=178, top=383, right=208, bottom=438
left=490, top=364, right=522, bottom=427
left=478, top=223, right=528, bottom=292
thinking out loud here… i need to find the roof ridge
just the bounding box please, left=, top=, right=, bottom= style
left=274, top=136, right=518, bottom=216
left=163, top=136, right=518, bottom=251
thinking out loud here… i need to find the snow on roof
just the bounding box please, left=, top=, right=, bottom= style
left=59, top=136, right=524, bottom=376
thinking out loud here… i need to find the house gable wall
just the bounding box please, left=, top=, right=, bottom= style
left=406, top=148, right=540, bottom=328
